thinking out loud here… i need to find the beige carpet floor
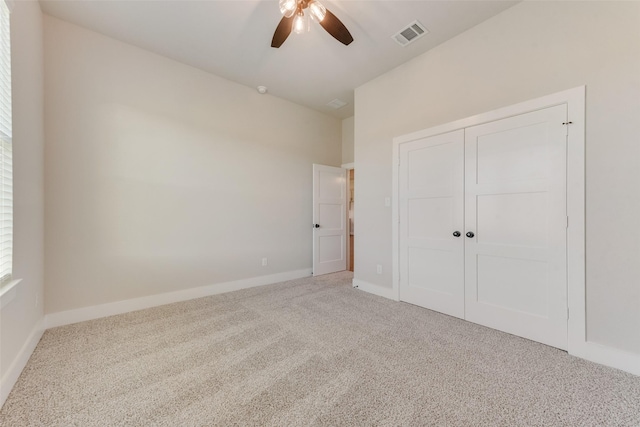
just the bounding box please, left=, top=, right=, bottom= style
left=1, top=271, right=640, bottom=426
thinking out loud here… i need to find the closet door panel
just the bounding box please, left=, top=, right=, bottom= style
left=464, top=104, right=568, bottom=350
left=399, top=130, right=464, bottom=318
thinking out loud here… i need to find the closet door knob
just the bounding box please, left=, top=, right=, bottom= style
left=314, top=224, right=320, bottom=228
left=466, top=231, right=475, bottom=238
left=453, top=231, right=461, bottom=237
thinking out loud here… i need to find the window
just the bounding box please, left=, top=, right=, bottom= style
left=0, top=0, right=12, bottom=286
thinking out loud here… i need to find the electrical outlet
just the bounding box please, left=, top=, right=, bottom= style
left=376, top=264, right=383, bottom=274
left=261, top=257, right=268, bottom=267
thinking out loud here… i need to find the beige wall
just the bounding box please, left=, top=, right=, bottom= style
left=354, top=1, right=640, bottom=354
left=44, top=17, right=341, bottom=314
left=341, top=116, right=354, bottom=164
left=1, top=0, right=44, bottom=382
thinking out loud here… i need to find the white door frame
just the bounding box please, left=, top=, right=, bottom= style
left=392, top=87, right=587, bottom=358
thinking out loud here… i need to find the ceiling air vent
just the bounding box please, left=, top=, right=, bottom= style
left=392, top=20, right=429, bottom=47
left=327, top=98, right=347, bottom=109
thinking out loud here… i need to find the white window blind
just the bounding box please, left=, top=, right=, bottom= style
left=0, top=0, right=12, bottom=286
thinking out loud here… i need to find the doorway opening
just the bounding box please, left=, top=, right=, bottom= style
left=311, top=163, right=353, bottom=276
left=348, top=169, right=355, bottom=272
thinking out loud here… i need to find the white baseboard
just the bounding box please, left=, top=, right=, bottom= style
left=570, top=341, right=640, bottom=377
left=352, top=278, right=398, bottom=301
left=0, top=319, right=44, bottom=408
left=45, top=269, right=312, bottom=329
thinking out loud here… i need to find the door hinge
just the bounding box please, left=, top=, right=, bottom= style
left=567, top=307, right=570, bottom=320
left=566, top=216, right=569, bottom=229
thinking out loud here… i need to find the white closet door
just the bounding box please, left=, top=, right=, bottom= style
left=399, top=130, right=465, bottom=318
left=464, top=104, right=568, bottom=349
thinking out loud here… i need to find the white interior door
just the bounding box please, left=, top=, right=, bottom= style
left=313, top=164, right=347, bottom=276
left=464, top=104, right=568, bottom=349
left=399, top=130, right=465, bottom=318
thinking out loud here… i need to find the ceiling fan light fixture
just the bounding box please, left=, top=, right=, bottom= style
left=271, top=0, right=353, bottom=48
left=279, top=0, right=297, bottom=18
left=308, top=0, right=326, bottom=22
left=293, top=11, right=308, bottom=34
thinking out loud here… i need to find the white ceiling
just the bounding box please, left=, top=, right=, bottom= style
left=39, top=0, right=518, bottom=119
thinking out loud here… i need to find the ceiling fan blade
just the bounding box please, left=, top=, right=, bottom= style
left=271, top=15, right=294, bottom=48
left=319, top=9, right=353, bottom=46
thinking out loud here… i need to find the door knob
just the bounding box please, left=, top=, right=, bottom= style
left=466, top=231, right=475, bottom=238
left=453, top=231, right=461, bottom=237
left=314, top=224, right=320, bottom=228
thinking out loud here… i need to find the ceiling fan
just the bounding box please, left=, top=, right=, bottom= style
left=271, top=0, right=354, bottom=48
